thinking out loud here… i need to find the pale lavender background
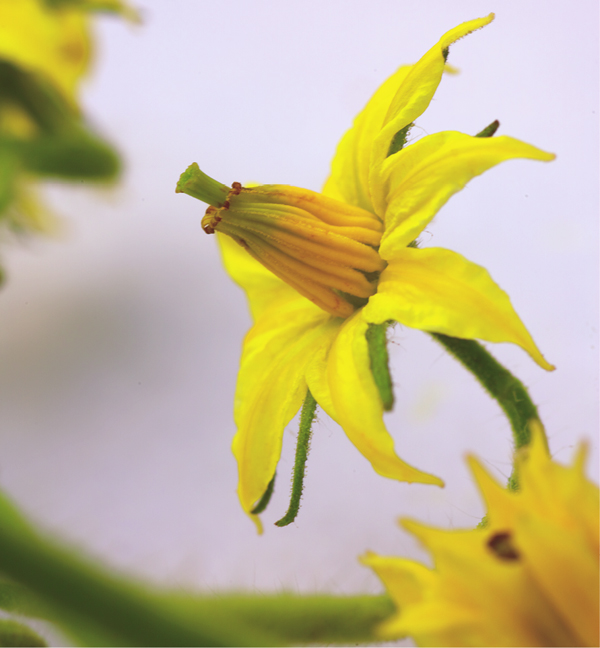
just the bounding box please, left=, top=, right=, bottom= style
left=0, top=0, right=597, bottom=610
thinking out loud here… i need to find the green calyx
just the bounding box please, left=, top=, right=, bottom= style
left=475, top=120, right=500, bottom=138
left=275, top=390, right=317, bottom=527
left=366, top=322, right=395, bottom=411
left=175, top=163, right=229, bottom=207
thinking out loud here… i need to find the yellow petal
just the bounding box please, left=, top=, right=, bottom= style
left=363, top=247, right=554, bottom=371
left=232, top=298, right=338, bottom=514
left=323, top=65, right=413, bottom=211
left=0, top=0, right=91, bottom=104
left=360, top=552, right=433, bottom=608
left=518, top=515, right=599, bottom=647
left=326, top=311, right=443, bottom=486
left=217, top=232, right=300, bottom=320
left=370, top=14, right=495, bottom=173
left=374, top=132, right=556, bottom=256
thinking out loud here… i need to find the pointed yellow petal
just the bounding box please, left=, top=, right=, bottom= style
left=363, top=248, right=554, bottom=371
left=326, top=311, right=443, bottom=486
left=323, top=65, right=413, bottom=211
left=217, top=232, right=300, bottom=320
left=374, top=132, right=556, bottom=255
left=360, top=552, right=434, bottom=608
left=370, top=14, right=495, bottom=174
left=466, top=455, right=516, bottom=528
left=232, top=299, right=338, bottom=514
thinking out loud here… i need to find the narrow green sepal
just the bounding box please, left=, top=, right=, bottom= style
left=251, top=473, right=276, bottom=515
left=475, top=120, right=500, bottom=138
left=366, top=322, right=395, bottom=411
left=275, top=391, right=317, bottom=527
left=176, top=163, right=229, bottom=207
left=387, top=123, right=413, bottom=157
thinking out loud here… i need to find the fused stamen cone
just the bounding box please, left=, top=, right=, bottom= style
left=202, top=183, right=385, bottom=317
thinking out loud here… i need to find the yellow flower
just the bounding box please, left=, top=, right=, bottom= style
left=363, top=425, right=599, bottom=647
left=179, top=14, right=555, bottom=523
left=0, top=0, right=131, bottom=233
left=0, top=0, right=136, bottom=105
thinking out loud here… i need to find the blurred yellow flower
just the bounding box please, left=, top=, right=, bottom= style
left=363, top=426, right=599, bottom=647
left=180, top=14, right=555, bottom=523
left=0, top=0, right=130, bottom=236
left=0, top=0, right=91, bottom=106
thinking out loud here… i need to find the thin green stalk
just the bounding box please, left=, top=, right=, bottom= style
left=366, top=322, right=395, bottom=411
left=430, top=333, right=545, bottom=490
left=275, top=390, right=317, bottom=527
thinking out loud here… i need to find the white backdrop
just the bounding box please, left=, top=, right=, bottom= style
left=0, top=0, right=597, bottom=598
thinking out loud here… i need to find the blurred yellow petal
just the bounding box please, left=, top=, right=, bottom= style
left=326, top=311, right=443, bottom=486
left=232, top=298, right=339, bottom=514
left=366, top=429, right=599, bottom=646
left=0, top=0, right=91, bottom=104
left=363, top=247, right=554, bottom=370
left=518, top=515, right=598, bottom=647
left=375, top=132, right=555, bottom=256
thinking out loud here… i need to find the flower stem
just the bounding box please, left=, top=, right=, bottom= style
left=366, top=322, right=395, bottom=411
left=275, top=390, right=317, bottom=527
left=430, top=333, right=546, bottom=490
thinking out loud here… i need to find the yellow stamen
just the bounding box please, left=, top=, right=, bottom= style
left=201, top=183, right=385, bottom=317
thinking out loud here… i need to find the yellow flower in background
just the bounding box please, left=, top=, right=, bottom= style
left=178, top=14, right=555, bottom=524
left=0, top=0, right=132, bottom=236
left=0, top=0, right=91, bottom=106
left=363, top=426, right=599, bottom=647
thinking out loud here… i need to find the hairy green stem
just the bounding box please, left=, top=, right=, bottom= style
left=275, top=391, right=317, bottom=527
left=430, top=333, right=545, bottom=490
left=0, top=493, right=273, bottom=647
left=366, top=322, right=395, bottom=411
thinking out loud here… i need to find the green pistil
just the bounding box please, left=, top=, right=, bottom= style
left=175, top=162, right=229, bottom=207
left=475, top=120, right=500, bottom=138
left=430, top=333, right=545, bottom=491
left=366, top=322, right=395, bottom=411
left=251, top=473, right=276, bottom=515
left=275, top=391, right=317, bottom=527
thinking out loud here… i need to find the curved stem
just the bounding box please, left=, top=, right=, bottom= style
left=430, top=333, right=546, bottom=490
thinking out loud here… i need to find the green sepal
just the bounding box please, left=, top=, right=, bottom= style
left=475, top=120, right=500, bottom=138
left=251, top=473, right=276, bottom=515
left=275, top=390, right=317, bottom=527
left=366, top=322, right=395, bottom=411
left=387, top=123, right=413, bottom=157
